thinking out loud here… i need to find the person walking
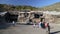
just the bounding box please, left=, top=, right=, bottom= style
left=12, top=21, right=16, bottom=26
left=47, top=23, right=50, bottom=34
left=33, top=21, right=36, bottom=28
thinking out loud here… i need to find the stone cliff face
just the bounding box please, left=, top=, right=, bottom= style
left=0, top=11, right=60, bottom=24
left=44, top=13, right=60, bottom=23
left=52, top=15, right=60, bottom=23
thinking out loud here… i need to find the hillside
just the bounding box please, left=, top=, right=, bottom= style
left=0, top=2, right=60, bottom=12
left=40, top=2, right=60, bottom=11
left=0, top=4, right=38, bottom=12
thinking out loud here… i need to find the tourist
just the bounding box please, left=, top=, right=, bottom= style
left=33, top=21, right=36, bottom=28
left=12, top=21, right=16, bottom=26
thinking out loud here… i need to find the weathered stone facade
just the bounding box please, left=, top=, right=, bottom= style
left=1, top=11, right=60, bottom=24
left=17, top=11, right=43, bottom=23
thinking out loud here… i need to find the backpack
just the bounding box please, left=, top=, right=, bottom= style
left=45, top=23, right=48, bottom=27
left=40, top=23, right=46, bottom=28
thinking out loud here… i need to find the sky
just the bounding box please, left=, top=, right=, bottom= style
left=0, top=0, right=60, bottom=7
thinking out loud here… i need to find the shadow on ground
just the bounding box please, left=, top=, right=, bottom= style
left=16, top=23, right=33, bottom=25
left=50, top=31, right=60, bottom=34
left=0, top=23, right=33, bottom=29
left=0, top=23, right=11, bottom=29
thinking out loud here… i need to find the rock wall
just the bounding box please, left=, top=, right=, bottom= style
left=44, top=13, right=60, bottom=23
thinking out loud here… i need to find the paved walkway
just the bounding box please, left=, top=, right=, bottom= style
left=0, top=23, right=60, bottom=34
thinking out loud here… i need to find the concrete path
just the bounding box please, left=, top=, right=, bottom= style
left=0, top=23, right=60, bottom=34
